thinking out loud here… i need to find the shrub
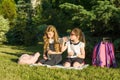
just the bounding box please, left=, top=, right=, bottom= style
left=113, top=38, right=120, bottom=52
left=0, top=15, right=10, bottom=44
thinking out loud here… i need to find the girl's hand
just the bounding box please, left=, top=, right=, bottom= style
left=48, top=50, right=53, bottom=54
left=43, top=55, right=48, bottom=60
left=62, top=37, right=68, bottom=43
left=68, top=52, right=74, bottom=56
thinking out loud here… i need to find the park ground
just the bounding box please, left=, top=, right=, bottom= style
left=0, top=44, right=120, bottom=80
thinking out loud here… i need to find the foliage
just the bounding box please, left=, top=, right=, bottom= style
left=0, top=15, right=10, bottom=44
left=92, top=1, right=118, bottom=34
left=2, top=0, right=120, bottom=45
left=113, top=38, right=120, bottom=51
left=60, top=3, right=96, bottom=31
left=111, top=0, right=120, bottom=7
left=32, top=1, right=43, bottom=26
left=6, top=0, right=28, bottom=45
left=35, top=24, right=47, bottom=41
left=59, top=1, right=120, bottom=36
left=40, top=0, right=73, bottom=33
left=0, top=0, right=17, bottom=27
left=7, top=0, right=43, bottom=45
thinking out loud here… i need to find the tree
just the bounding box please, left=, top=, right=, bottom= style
left=40, top=0, right=73, bottom=34
left=59, top=1, right=120, bottom=36
left=92, top=1, right=119, bottom=35
left=6, top=0, right=27, bottom=45
left=7, top=0, right=43, bottom=45
left=0, top=0, right=17, bottom=26
left=111, top=0, right=120, bottom=7
left=60, top=3, right=95, bottom=31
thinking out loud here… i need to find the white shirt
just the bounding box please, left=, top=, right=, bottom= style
left=66, top=41, right=85, bottom=58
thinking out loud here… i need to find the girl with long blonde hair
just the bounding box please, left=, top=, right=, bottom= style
left=38, top=25, right=62, bottom=66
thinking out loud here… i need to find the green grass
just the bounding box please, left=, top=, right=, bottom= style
left=0, top=44, right=120, bottom=80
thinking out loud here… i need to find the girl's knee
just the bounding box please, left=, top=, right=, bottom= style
left=73, top=62, right=80, bottom=68
left=64, top=62, right=70, bottom=67
left=73, top=62, right=84, bottom=68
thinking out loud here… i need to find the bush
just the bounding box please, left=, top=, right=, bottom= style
left=0, top=0, right=17, bottom=21
left=6, top=24, right=47, bottom=45
left=85, top=35, right=102, bottom=64
left=0, top=15, right=10, bottom=44
left=36, top=24, right=47, bottom=41
left=113, top=38, right=120, bottom=52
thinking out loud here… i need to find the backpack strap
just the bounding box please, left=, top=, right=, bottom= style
left=92, top=42, right=101, bottom=66
left=108, top=42, right=117, bottom=67
left=105, top=42, right=111, bottom=67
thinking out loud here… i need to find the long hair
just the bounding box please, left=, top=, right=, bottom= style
left=43, top=25, right=60, bottom=52
left=71, top=28, right=86, bottom=44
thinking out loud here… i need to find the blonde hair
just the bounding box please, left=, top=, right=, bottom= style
left=71, top=28, right=86, bottom=43
left=43, top=25, right=61, bottom=52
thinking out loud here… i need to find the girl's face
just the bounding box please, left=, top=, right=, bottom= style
left=70, top=31, right=79, bottom=41
left=47, top=31, right=54, bottom=39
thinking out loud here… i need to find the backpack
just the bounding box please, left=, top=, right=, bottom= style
left=18, top=52, right=40, bottom=65
left=92, top=42, right=117, bottom=68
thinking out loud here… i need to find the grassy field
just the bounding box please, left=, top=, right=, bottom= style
left=0, top=44, right=120, bottom=80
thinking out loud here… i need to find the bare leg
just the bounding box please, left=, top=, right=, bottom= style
left=63, top=62, right=71, bottom=67
left=73, top=62, right=84, bottom=68
left=37, top=62, right=43, bottom=65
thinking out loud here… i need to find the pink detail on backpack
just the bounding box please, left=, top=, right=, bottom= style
left=109, top=43, right=115, bottom=65
left=99, top=42, right=106, bottom=67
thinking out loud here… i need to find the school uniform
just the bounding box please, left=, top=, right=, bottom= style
left=64, top=40, right=85, bottom=65
left=39, top=40, right=62, bottom=66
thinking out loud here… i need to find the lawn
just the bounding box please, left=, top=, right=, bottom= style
left=0, top=44, right=120, bottom=80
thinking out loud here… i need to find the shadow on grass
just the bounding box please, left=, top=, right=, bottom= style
left=11, top=44, right=43, bottom=53
left=0, top=44, right=44, bottom=63
left=1, top=51, right=22, bottom=57
left=1, top=51, right=20, bottom=63
left=11, top=58, right=18, bottom=63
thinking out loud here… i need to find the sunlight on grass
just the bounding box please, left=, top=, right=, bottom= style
left=0, top=44, right=120, bottom=80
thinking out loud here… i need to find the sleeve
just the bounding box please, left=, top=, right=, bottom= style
left=58, top=38, right=63, bottom=44
left=79, top=42, right=85, bottom=48
left=65, top=41, right=69, bottom=47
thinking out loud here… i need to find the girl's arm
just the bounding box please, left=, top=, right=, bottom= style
left=48, top=43, right=63, bottom=54
left=48, top=37, right=68, bottom=54
left=77, top=47, right=85, bottom=59
left=61, top=42, right=67, bottom=52
left=48, top=41, right=67, bottom=54
left=43, top=51, right=48, bottom=60
left=47, top=50, right=62, bottom=54
left=61, top=37, right=68, bottom=52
